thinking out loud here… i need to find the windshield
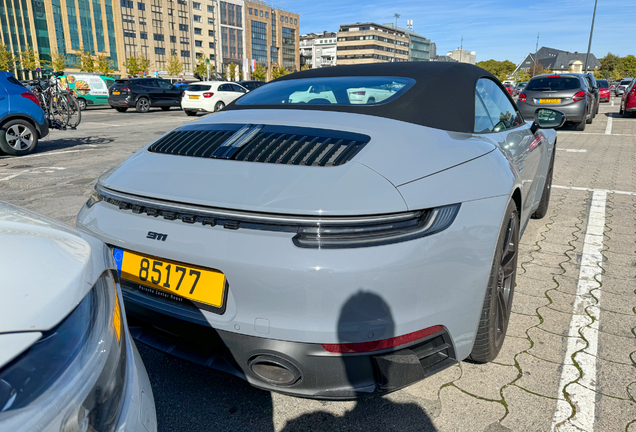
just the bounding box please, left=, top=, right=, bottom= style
left=621, top=79, right=633, bottom=85
left=597, top=80, right=609, bottom=88
left=525, top=76, right=581, bottom=91
left=235, top=76, right=415, bottom=106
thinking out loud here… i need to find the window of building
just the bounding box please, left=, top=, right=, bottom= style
left=181, top=50, right=190, bottom=57
left=251, top=20, right=267, bottom=64
left=139, top=18, right=146, bottom=25
left=121, top=0, right=133, bottom=8
left=178, top=10, right=187, bottom=17
left=179, top=23, right=188, bottom=31
left=151, top=4, right=161, bottom=12
left=122, top=14, right=135, bottom=23
left=285, top=16, right=288, bottom=23
left=171, top=49, right=177, bottom=55
left=209, top=42, right=214, bottom=48
left=155, top=47, right=165, bottom=54
left=194, top=15, right=201, bottom=22
left=194, top=28, right=202, bottom=34
left=294, top=18, right=297, bottom=25
left=265, top=11, right=268, bottom=18
left=168, top=8, right=173, bottom=15
left=249, top=7, right=252, bottom=14
left=196, top=52, right=202, bottom=58
left=152, top=19, right=162, bottom=27
left=280, top=15, right=283, bottom=22
left=140, top=32, right=147, bottom=39
left=207, top=5, right=214, bottom=13
left=260, top=10, right=263, bottom=17
left=208, top=18, right=214, bottom=24
left=137, top=2, right=145, bottom=10
left=193, top=2, right=201, bottom=9
left=180, top=37, right=189, bottom=44
left=153, top=33, right=164, bottom=41
left=210, top=54, right=215, bottom=60
left=208, top=30, right=214, bottom=36
left=282, top=26, right=295, bottom=69
left=220, top=2, right=241, bottom=26
left=170, top=36, right=176, bottom=42
left=195, top=40, right=202, bottom=47
left=124, top=31, right=136, bottom=38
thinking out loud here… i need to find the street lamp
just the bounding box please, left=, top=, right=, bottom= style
left=584, top=0, right=598, bottom=72
left=393, top=13, right=400, bottom=62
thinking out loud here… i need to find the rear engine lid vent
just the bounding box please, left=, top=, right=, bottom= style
left=148, top=124, right=371, bottom=167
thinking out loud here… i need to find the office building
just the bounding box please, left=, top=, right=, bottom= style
left=300, top=31, right=336, bottom=69
left=336, top=23, right=408, bottom=65
left=191, top=0, right=218, bottom=69
left=447, top=48, right=476, bottom=65
left=0, top=0, right=124, bottom=76
left=243, top=0, right=299, bottom=80
left=382, top=23, right=431, bottom=62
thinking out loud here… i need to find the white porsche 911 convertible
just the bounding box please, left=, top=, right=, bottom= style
left=77, top=62, right=564, bottom=399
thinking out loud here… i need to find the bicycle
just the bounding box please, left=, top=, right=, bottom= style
left=24, top=71, right=82, bottom=129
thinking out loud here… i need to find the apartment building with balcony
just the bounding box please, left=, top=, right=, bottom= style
left=300, top=31, right=336, bottom=69
left=336, top=23, right=409, bottom=65
left=243, top=0, right=299, bottom=80
left=0, top=0, right=124, bottom=76
left=382, top=23, right=431, bottom=62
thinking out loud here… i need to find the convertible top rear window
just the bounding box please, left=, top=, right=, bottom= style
left=235, top=76, right=415, bottom=106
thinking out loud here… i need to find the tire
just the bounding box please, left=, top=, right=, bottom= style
left=77, top=98, right=87, bottom=110
left=185, top=110, right=197, bottom=116
left=161, top=106, right=170, bottom=111
left=531, top=149, right=555, bottom=219
left=0, top=119, right=39, bottom=156
left=214, top=101, right=225, bottom=112
left=136, top=97, right=150, bottom=113
left=586, top=107, right=593, bottom=124
left=115, top=107, right=128, bottom=112
left=367, top=97, right=376, bottom=104
left=623, top=109, right=631, bottom=118
left=575, top=118, right=586, bottom=131
left=594, top=101, right=599, bottom=115
left=469, top=199, right=519, bottom=363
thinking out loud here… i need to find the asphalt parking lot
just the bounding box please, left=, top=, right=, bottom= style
left=1, top=99, right=635, bottom=431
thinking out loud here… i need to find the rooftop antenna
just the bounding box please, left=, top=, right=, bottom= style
left=406, top=19, right=413, bottom=30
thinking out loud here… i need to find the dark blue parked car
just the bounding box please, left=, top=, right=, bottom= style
left=0, top=71, right=49, bottom=156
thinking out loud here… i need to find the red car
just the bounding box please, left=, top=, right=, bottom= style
left=503, top=83, right=517, bottom=97
left=619, top=79, right=636, bottom=117
left=597, top=79, right=610, bottom=102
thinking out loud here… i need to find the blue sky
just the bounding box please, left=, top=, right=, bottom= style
left=274, top=0, right=635, bottom=64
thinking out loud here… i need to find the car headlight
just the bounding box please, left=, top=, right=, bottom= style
left=293, top=203, right=461, bottom=249
left=85, top=188, right=102, bottom=208
left=0, top=271, right=127, bottom=432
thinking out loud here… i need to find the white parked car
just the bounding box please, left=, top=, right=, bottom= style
left=181, top=81, right=248, bottom=116
left=0, top=202, right=156, bottom=432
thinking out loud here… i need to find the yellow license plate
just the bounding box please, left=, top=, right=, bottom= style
left=113, top=91, right=120, bottom=95
left=114, top=248, right=226, bottom=309
left=189, top=95, right=199, bottom=99
left=539, top=98, right=560, bottom=103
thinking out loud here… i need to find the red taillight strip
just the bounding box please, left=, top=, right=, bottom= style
left=321, top=325, right=445, bottom=353
left=21, top=92, right=40, bottom=106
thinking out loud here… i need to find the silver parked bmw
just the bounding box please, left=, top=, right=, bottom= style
left=0, top=203, right=157, bottom=431
left=77, top=63, right=563, bottom=399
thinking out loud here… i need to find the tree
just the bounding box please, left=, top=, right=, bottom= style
left=225, top=62, right=237, bottom=81
left=193, top=58, right=207, bottom=77
left=166, top=55, right=183, bottom=80
left=251, top=63, right=266, bottom=81
left=137, top=53, right=152, bottom=75
left=301, top=64, right=310, bottom=71
left=47, top=50, right=68, bottom=72
left=271, top=64, right=290, bottom=79
left=475, top=59, right=516, bottom=81
left=527, top=59, right=550, bottom=78
left=20, top=44, right=38, bottom=74
left=513, top=69, right=530, bottom=83
left=0, top=43, right=15, bottom=72
left=74, top=48, right=96, bottom=72
left=123, top=55, right=140, bottom=76
left=95, top=54, right=115, bottom=75
left=621, top=55, right=636, bottom=78
left=599, top=53, right=621, bottom=77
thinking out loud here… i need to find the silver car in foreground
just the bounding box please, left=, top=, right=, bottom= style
left=616, top=78, right=633, bottom=96
left=77, top=63, right=563, bottom=399
left=0, top=203, right=157, bottom=431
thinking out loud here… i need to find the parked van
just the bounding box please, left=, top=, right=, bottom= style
left=60, top=73, right=115, bottom=110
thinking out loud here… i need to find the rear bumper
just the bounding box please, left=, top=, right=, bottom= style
left=181, top=98, right=215, bottom=112
left=109, top=96, right=134, bottom=107
left=517, top=100, right=587, bottom=123
left=124, top=299, right=457, bottom=400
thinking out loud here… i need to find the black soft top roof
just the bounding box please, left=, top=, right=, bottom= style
left=224, top=62, right=498, bottom=133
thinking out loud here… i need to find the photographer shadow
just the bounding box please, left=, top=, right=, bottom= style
left=280, top=291, right=438, bottom=432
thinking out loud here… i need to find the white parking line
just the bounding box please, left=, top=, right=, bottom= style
left=611, top=99, right=614, bottom=107
left=551, top=190, right=606, bottom=432
left=553, top=185, right=636, bottom=196
left=0, top=169, right=30, bottom=182
left=0, top=166, right=65, bottom=181
left=605, top=116, right=613, bottom=135
left=0, top=147, right=96, bottom=160
left=556, top=149, right=587, bottom=153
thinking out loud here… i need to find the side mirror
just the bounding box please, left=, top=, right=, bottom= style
left=531, top=108, right=565, bottom=133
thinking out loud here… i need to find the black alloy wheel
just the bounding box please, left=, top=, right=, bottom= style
left=214, top=101, right=225, bottom=112
left=136, top=97, right=150, bottom=113
left=469, top=200, right=519, bottom=363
